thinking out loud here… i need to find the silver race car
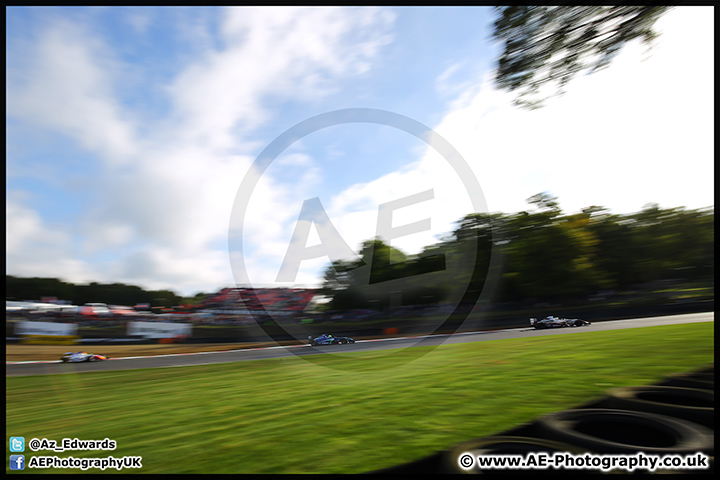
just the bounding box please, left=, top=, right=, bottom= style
left=530, top=316, right=590, bottom=329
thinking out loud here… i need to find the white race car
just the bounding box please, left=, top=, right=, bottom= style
left=530, top=316, right=590, bottom=329
left=60, top=351, right=108, bottom=363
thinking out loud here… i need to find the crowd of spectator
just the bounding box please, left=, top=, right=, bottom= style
left=201, top=287, right=316, bottom=311
left=6, top=288, right=468, bottom=330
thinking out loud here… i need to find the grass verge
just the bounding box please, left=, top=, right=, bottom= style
left=6, top=322, right=714, bottom=474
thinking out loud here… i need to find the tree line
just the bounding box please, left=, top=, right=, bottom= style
left=321, top=193, right=714, bottom=310
left=7, top=194, right=713, bottom=312
left=5, top=277, right=198, bottom=309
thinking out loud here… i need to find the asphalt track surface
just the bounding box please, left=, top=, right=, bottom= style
left=6, top=312, right=713, bottom=377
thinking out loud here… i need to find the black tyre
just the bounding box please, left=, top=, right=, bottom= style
left=535, top=408, right=713, bottom=455
left=597, top=386, right=714, bottom=429
left=656, top=372, right=714, bottom=391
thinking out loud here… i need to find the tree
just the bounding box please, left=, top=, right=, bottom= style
left=502, top=208, right=575, bottom=301
left=492, top=6, right=671, bottom=108
left=583, top=208, right=640, bottom=290
left=317, top=196, right=714, bottom=308
left=320, top=238, right=453, bottom=310
left=527, top=192, right=560, bottom=212
left=497, top=193, right=614, bottom=301
left=319, top=259, right=361, bottom=295
left=624, top=204, right=714, bottom=286
left=5, top=275, right=184, bottom=307
left=453, top=212, right=509, bottom=245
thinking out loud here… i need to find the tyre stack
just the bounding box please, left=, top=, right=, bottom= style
left=370, top=364, right=714, bottom=474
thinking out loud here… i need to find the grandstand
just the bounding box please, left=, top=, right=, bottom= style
left=201, top=287, right=318, bottom=312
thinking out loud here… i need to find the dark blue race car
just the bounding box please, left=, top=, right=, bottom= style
left=308, top=333, right=355, bottom=346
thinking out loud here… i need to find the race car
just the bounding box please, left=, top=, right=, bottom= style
left=530, top=316, right=591, bottom=329
left=308, top=333, right=355, bottom=346
left=60, top=351, right=108, bottom=363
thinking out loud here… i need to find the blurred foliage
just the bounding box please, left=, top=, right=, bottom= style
left=5, top=276, right=191, bottom=308
left=492, top=6, right=672, bottom=108
left=7, top=194, right=712, bottom=312
left=322, top=193, right=714, bottom=310
left=320, top=239, right=454, bottom=310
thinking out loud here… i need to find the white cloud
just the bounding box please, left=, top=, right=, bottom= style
left=235, top=137, right=479, bottom=288
left=125, top=8, right=153, bottom=33
left=327, top=152, right=474, bottom=253
left=431, top=6, right=714, bottom=216
left=8, top=7, right=711, bottom=297
left=239, top=6, right=715, bottom=289
left=6, top=200, right=96, bottom=285
left=7, top=21, right=138, bottom=164
left=166, top=6, right=394, bottom=149
left=6, top=7, right=396, bottom=296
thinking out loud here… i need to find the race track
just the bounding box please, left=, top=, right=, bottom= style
left=6, top=312, right=713, bottom=377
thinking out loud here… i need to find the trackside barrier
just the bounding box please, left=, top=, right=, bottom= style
left=20, top=335, right=80, bottom=345
left=534, top=408, right=713, bottom=455
left=596, top=385, right=714, bottom=430
left=367, top=364, right=714, bottom=474
left=656, top=372, right=714, bottom=391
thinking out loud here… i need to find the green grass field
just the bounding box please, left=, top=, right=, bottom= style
left=6, top=322, right=714, bottom=474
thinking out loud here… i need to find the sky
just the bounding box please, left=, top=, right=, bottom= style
left=6, top=6, right=715, bottom=298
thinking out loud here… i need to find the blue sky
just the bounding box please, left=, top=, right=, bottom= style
left=6, top=7, right=714, bottom=297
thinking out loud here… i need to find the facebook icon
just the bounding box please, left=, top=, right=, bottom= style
left=10, top=454, right=25, bottom=470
